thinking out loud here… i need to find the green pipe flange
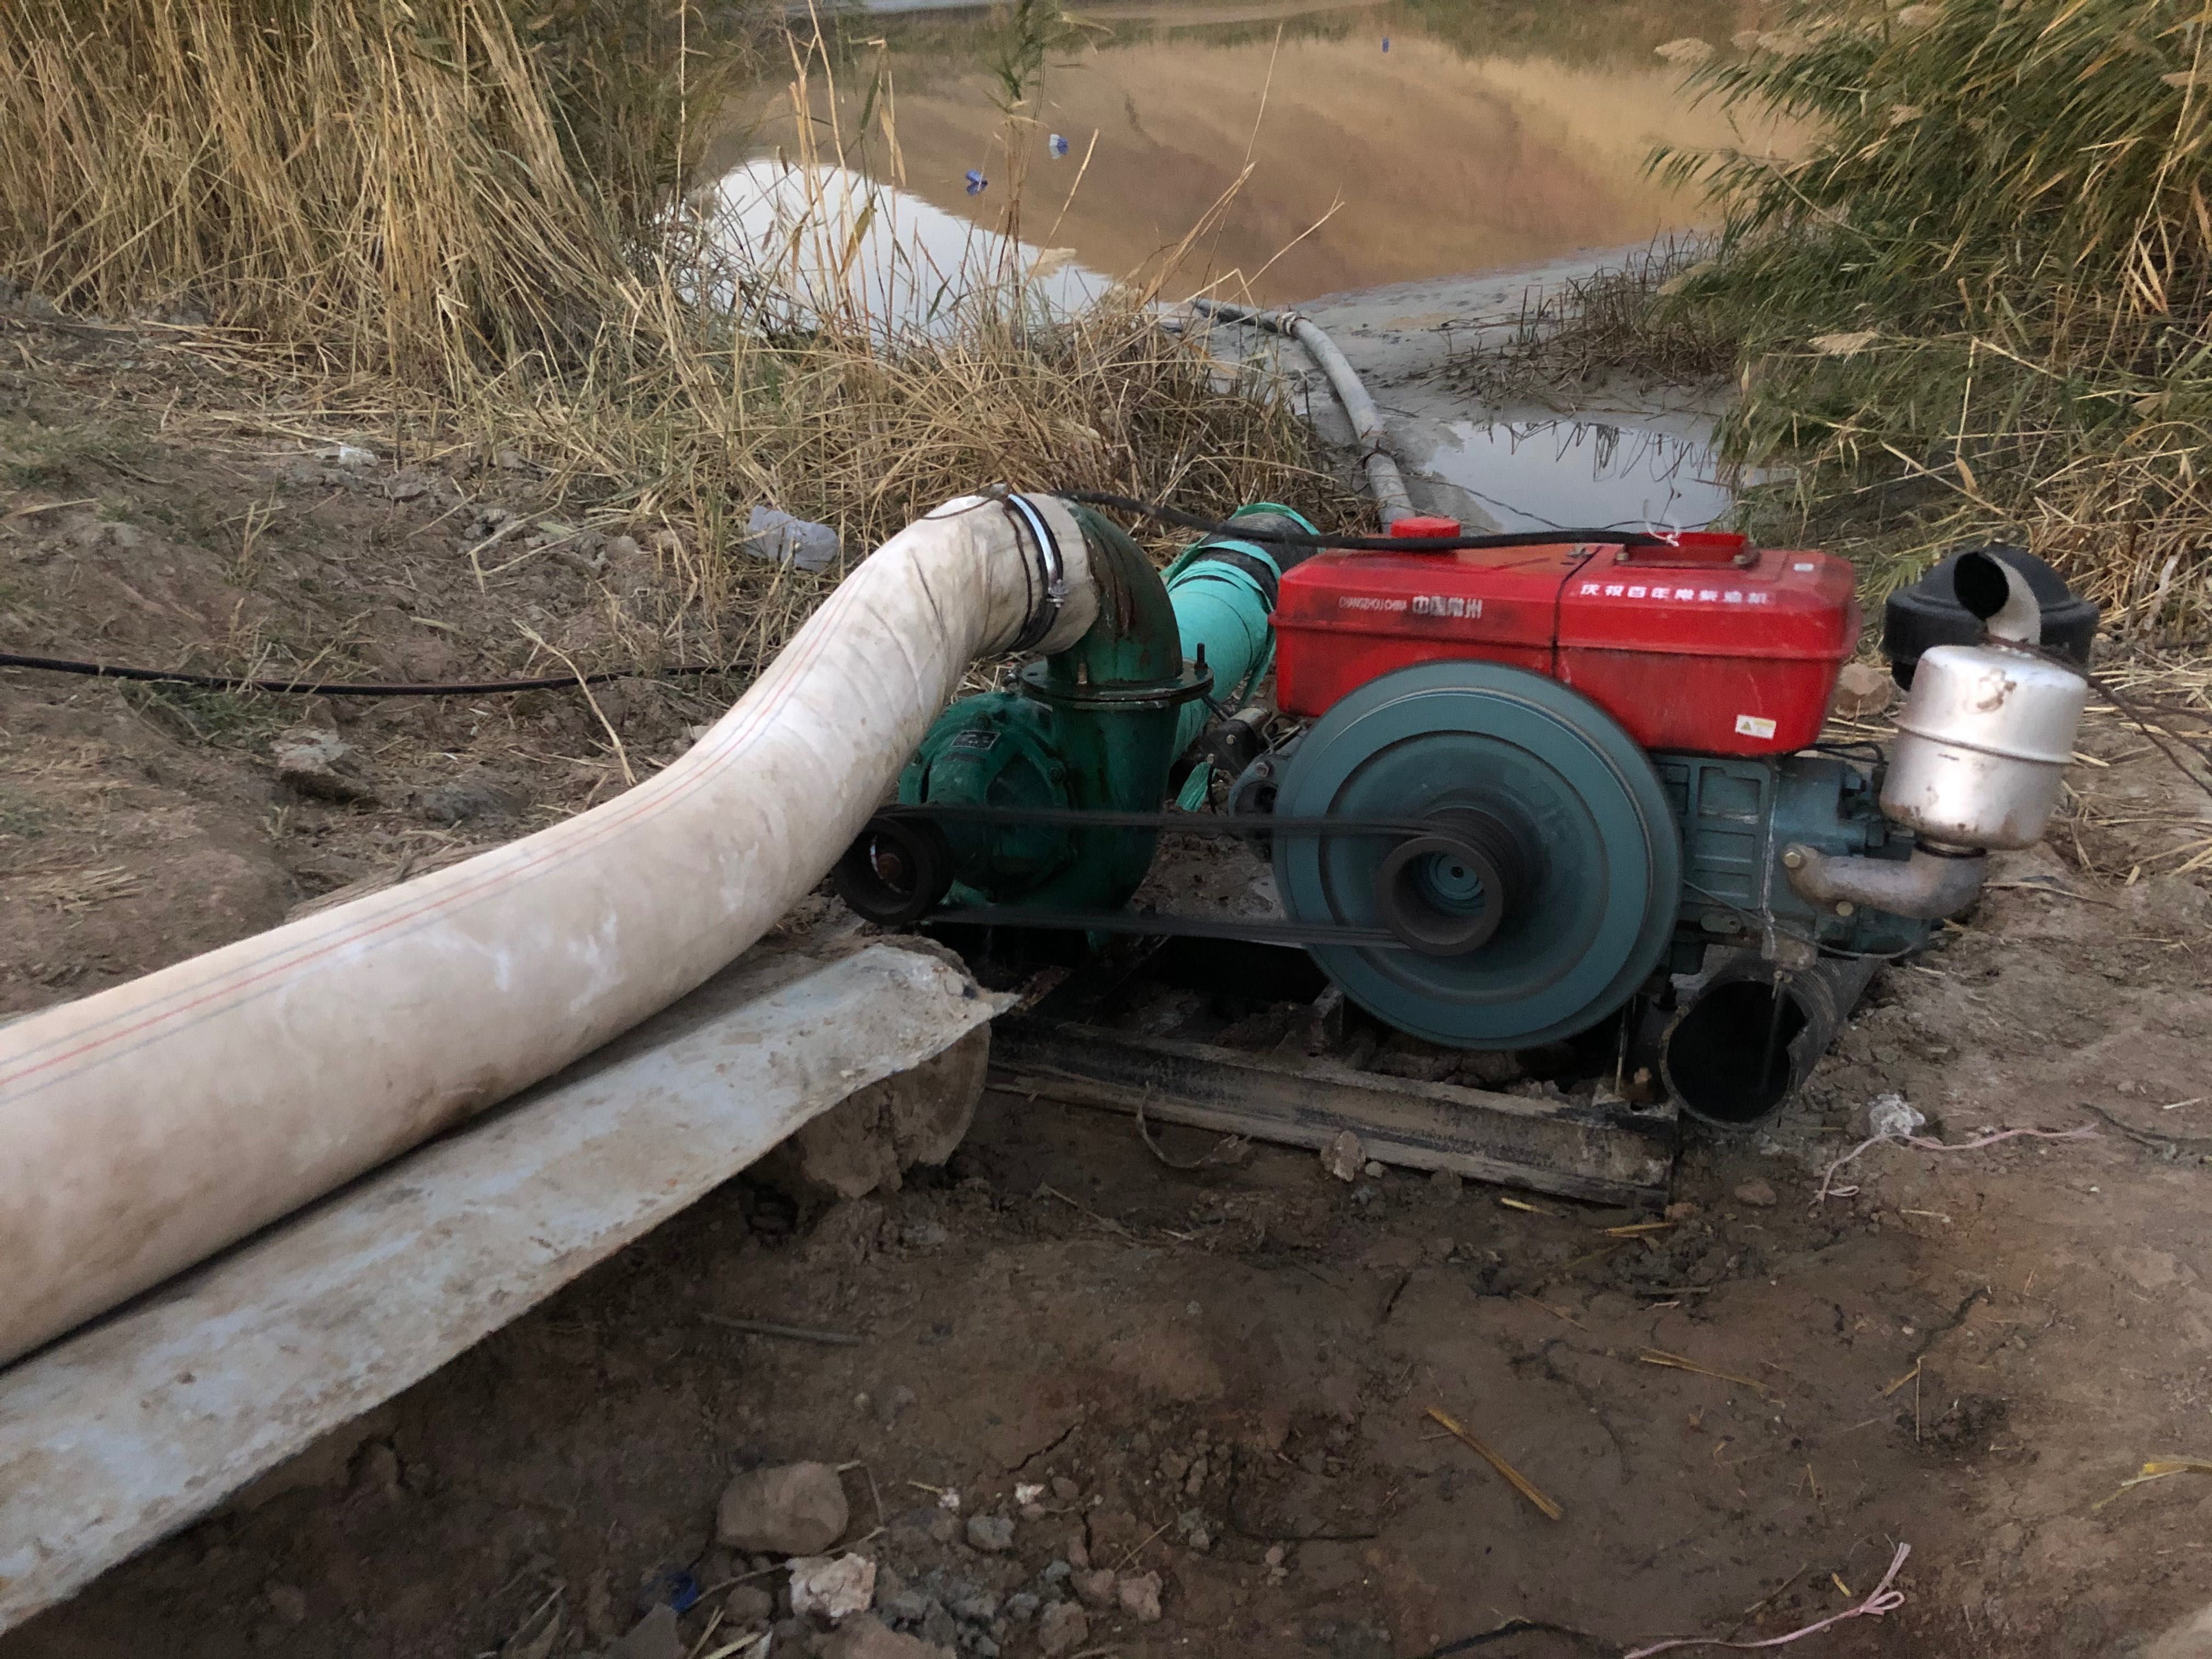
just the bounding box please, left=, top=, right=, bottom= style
left=1017, top=658, right=1212, bottom=712
left=1272, top=660, right=1682, bottom=1049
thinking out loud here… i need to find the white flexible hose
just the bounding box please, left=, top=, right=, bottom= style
left=1191, top=298, right=1417, bottom=525
left=0, top=494, right=1097, bottom=1367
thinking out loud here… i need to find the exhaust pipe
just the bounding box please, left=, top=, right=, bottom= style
left=1660, top=953, right=1881, bottom=1128
left=1781, top=839, right=1988, bottom=921
left=0, top=494, right=1100, bottom=1368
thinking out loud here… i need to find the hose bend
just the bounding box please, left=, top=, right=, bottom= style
left=0, top=494, right=1100, bottom=1367
left=1190, top=299, right=1417, bottom=526
left=1782, top=841, right=1989, bottom=921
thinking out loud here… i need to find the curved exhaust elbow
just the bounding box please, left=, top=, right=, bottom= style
left=1782, top=841, right=1988, bottom=921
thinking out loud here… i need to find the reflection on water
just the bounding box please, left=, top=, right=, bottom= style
left=1426, top=416, right=1737, bottom=533
left=737, top=0, right=1790, bottom=302
left=704, top=157, right=1104, bottom=334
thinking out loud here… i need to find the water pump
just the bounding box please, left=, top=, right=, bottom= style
left=832, top=503, right=1312, bottom=920
left=836, top=503, right=2095, bottom=1125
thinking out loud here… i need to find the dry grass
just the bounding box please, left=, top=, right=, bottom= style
left=439, top=295, right=1343, bottom=678
left=2046, top=652, right=2212, bottom=877
left=0, top=1, right=1339, bottom=681
left=1448, top=238, right=1736, bottom=408
left=0, top=0, right=732, bottom=380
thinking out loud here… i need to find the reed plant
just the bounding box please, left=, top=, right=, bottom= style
left=1448, top=238, right=1736, bottom=407
left=1650, top=0, right=2212, bottom=631
left=0, top=0, right=1335, bottom=675
left=0, top=0, right=733, bottom=380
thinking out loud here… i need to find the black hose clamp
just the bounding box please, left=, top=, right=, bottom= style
left=1001, top=491, right=1068, bottom=655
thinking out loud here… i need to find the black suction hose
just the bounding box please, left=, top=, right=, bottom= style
left=1661, top=954, right=1881, bottom=1127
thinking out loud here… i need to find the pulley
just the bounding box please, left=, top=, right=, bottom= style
left=1271, top=660, right=1681, bottom=1048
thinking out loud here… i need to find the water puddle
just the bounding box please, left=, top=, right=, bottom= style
left=738, top=0, right=1792, bottom=303
left=1422, top=415, right=1739, bottom=534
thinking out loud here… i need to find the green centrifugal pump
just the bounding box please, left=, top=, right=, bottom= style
left=834, top=502, right=1312, bottom=923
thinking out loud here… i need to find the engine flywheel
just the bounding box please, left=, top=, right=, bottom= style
left=1272, top=660, right=1681, bottom=1048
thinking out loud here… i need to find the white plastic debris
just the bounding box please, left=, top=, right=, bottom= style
left=1014, top=1482, right=1046, bottom=1507
left=788, top=1553, right=877, bottom=1623
left=317, top=444, right=377, bottom=468
left=1864, top=1092, right=1926, bottom=1141
left=745, top=505, right=842, bottom=572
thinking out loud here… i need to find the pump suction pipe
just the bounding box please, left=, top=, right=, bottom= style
left=1188, top=299, right=1416, bottom=526
left=1662, top=955, right=1881, bottom=1127
left=0, top=494, right=1103, bottom=1368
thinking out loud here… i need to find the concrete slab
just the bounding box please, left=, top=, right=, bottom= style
left=0, top=938, right=1002, bottom=1634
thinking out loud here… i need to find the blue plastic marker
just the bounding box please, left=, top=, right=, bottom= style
left=965, top=169, right=988, bottom=195
left=1049, top=133, right=1070, bottom=158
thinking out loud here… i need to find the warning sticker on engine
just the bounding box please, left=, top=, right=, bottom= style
left=1734, top=714, right=1778, bottom=740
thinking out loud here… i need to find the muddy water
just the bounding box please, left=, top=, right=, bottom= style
left=742, top=0, right=1788, bottom=303
left=1423, top=411, right=1740, bottom=533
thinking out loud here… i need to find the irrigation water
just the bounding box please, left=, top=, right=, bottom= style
left=722, top=0, right=1792, bottom=524
left=730, top=0, right=1790, bottom=303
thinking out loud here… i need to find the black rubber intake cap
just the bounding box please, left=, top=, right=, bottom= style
left=1881, top=542, right=2098, bottom=688
left=1222, top=511, right=1323, bottom=572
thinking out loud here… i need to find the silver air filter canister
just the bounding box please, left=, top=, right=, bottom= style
left=1879, top=641, right=2088, bottom=849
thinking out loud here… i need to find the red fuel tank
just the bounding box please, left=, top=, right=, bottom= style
left=1272, top=530, right=1858, bottom=757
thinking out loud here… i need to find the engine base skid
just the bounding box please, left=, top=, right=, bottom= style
left=992, top=1013, right=1676, bottom=1206
left=949, top=932, right=1677, bottom=1205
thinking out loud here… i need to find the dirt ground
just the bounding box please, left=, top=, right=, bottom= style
left=0, top=294, right=786, bottom=1017
left=8, top=294, right=2212, bottom=1659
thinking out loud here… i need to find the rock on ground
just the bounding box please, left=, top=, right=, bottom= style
left=722, top=1584, right=775, bottom=1627
left=1117, top=1571, right=1163, bottom=1622
left=1319, top=1128, right=1363, bottom=1182
left=416, top=775, right=521, bottom=826
left=716, top=1462, right=850, bottom=1555
left=1036, top=1601, right=1090, bottom=1656
left=1831, top=659, right=1894, bottom=718
left=758, top=1024, right=991, bottom=1200
left=963, top=1514, right=1015, bottom=1553
left=790, top=1553, right=877, bottom=1622
left=272, top=725, right=374, bottom=804
left=607, top=1604, right=679, bottom=1659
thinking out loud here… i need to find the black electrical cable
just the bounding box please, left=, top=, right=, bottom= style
left=1810, top=740, right=1888, bottom=763
left=1059, top=489, right=1672, bottom=552
left=0, top=651, right=737, bottom=698
left=0, top=491, right=1662, bottom=697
